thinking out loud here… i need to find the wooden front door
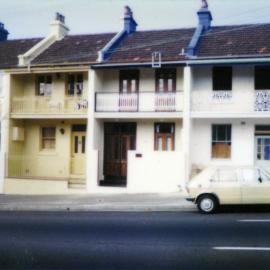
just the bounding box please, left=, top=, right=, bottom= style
left=71, top=131, right=86, bottom=175
left=104, top=123, right=136, bottom=180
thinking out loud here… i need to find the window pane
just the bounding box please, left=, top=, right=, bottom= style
left=74, top=136, right=78, bottom=153
left=168, top=79, right=173, bottom=92
left=255, top=67, right=270, bottom=90
left=68, top=74, right=75, bottom=95
left=158, top=79, right=164, bottom=92
left=122, top=80, right=128, bottom=92
left=166, top=136, right=172, bottom=151
left=158, top=136, right=163, bottom=151
left=131, top=79, right=136, bottom=92
left=213, top=67, right=232, bottom=91
left=82, top=136, right=86, bottom=154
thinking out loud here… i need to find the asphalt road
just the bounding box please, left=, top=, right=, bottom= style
left=1, top=209, right=270, bottom=270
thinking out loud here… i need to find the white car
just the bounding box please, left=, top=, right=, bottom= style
left=186, top=166, right=270, bottom=214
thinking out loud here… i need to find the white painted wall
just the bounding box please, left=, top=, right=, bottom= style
left=95, top=67, right=184, bottom=93
left=127, top=151, right=185, bottom=193
left=190, top=119, right=255, bottom=170
left=192, top=66, right=255, bottom=113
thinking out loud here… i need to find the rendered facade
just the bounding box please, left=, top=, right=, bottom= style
left=0, top=2, right=270, bottom=194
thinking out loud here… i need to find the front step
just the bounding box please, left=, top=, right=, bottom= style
left=68, top=183, right=86, bottom=189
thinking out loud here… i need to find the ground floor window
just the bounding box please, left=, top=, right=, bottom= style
left=255, top=126, right=270, bottom=161
left=212, top=124, right=231, bottom=159
left=41, top=127, right=56, bottom=150
left=154, top=123, right=175, bottom=151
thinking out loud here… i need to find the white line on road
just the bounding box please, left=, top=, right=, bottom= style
left=238, top=219, right=270, bottom=222
left=213, top=247, right=270, bottom=251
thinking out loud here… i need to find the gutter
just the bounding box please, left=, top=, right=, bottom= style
left=91, top=60, right=187, bottom=69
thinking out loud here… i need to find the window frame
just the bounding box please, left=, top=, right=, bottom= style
left=154, top=123, right=175, bottom=151
left=36, top=75, right=53, bottom=96
left=40, top=127, right=56, bottom=150
left=119, top=70, right=139, bottom=93
left=211, top=124, right=232, bottom=159
left=155, top=68, right=176, bottom=93
left=66, top=73, right=84, bottom=96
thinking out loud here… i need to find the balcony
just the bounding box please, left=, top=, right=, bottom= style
left=191, top=89, right=270, bottom=118
left=11, top=96, right=88, bottom=117
left=95, top=91, right=183, bottom=113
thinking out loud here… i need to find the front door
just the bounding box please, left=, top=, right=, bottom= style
left=104, top=123, right=136, bottom=181
left=71, top=131, right=86, bottom=175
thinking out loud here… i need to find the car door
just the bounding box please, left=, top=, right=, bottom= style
left=241, top=168, right=270, bottom=204
left=210, top=169, right=242, bottom=204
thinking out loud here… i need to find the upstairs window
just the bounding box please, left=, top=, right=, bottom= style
left=37, top=75, right=52, bottom=96
left=255, top=66, right=270, bottom=90
left=156, top=68, right=176, bottom=92
left=119, top=70, right=139, bottom=93
left=212, top=67, right=232, bottom=91
left=41, top=127, right=56, bottom=150
left=212, top=124, right=231, bottom=159
left=67, top=73, right=84, bottom=96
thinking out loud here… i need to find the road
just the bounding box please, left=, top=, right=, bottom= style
left=1, top=209, right=270, bottom=269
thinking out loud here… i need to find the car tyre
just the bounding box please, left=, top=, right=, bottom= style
left=197, top=195, right=218, bottom=214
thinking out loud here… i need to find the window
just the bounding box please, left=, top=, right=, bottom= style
left=255, top=66, right=270, bottom=90
left=119, top=70, right=139, bottom=93
left=67, top=73, right=83, bottom=96
left=41, top=127, right=56, bottom=150
left=212, top=67, right=232, bottom=91
left=37, top=75, right=52, bottom=96
left=156, top=69, right=176, bottom=92
left=212, top=124, right=231, bottom=159
left=154, top=123, right=175, bottom=151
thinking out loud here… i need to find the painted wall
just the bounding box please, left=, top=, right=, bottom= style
left=8, top=119, right=86, bottom=179
left=95, top=67, right=184, bottom=93
left=192, top=66, right=255, bottom=113
left=128, top=151, right=185, bottom=193
left=190, top=119, right=255, bottom=170
left=11, top=72, right=89, bottom=99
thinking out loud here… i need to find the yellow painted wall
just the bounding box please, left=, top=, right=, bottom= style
left=8, top=119, right=87, bottom=179
left=11, top=72, right=89, bottom=99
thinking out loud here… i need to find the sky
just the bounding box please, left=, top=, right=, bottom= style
left=1, top=0, right=270, bottom=39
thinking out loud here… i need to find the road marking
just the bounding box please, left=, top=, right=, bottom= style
left=213, top=247, right=270, bottom=251
left=238, top=219, right=270, bottom=222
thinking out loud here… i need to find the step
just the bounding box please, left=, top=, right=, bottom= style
left=68, top=183, right=86, bottom=189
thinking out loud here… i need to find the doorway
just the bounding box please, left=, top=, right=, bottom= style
left=103, top=122, right=136, bottom=186
left=71, top=125, right=86, bottom=175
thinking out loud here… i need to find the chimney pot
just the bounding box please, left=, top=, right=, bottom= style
left=197, top=0, right=212, bottom=31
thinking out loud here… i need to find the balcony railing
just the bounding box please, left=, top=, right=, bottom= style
left=255, top=90, right=270, bottom=111
left=11, top=96, right=88, bottom=115
left=95, top=91, right=183, bottom=112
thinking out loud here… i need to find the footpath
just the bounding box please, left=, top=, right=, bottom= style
left=0, top=192, right=196, bottom=212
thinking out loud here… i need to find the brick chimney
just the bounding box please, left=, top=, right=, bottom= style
left=0, top=22, right=9, bottom=41
left=50, top=12, right=69, bottom=40
left=197, top=0, right=212, bottom=31
left=123, top=6, right=137, bottom=34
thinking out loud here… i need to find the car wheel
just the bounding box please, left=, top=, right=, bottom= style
left=197, top=195, right=218, bottom=214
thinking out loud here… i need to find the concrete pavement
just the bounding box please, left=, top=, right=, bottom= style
left=0, top=192, right=195, bottom=211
